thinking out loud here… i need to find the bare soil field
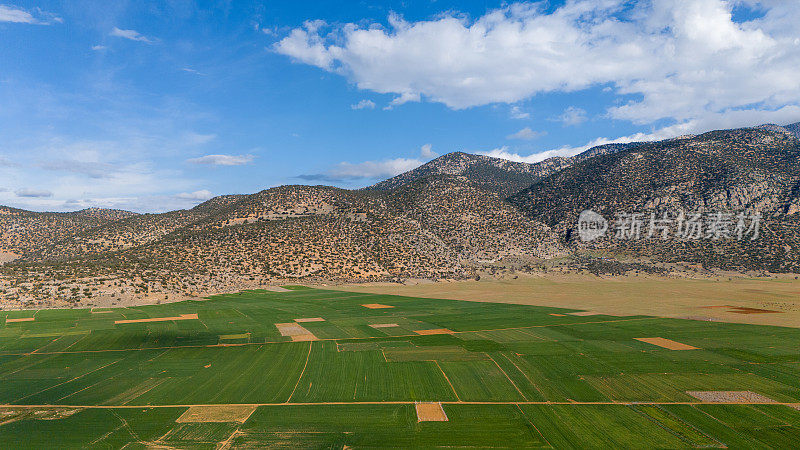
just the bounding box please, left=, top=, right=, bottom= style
left=361, top=303, right=394, bottom=309
left=5, top=317, right=35, bottom=323
left=335, top=273, right=800, bottom=327
left=415, top=402, right=448, bottom=422
left=114, top=313, right=198, bottom=324
left=176, top=405, right=258, bottom=423
left=275, top=322, right=317, bottom=341
left=686, top=391, right=777, bottom=403
left=634, top=337, right=698, bottom=350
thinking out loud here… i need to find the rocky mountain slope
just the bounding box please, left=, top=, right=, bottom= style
left=0, top=176, right=564, bottom=307
left=509, top=126, right=800, bottom=271
left=1, top=121, right=798, bottom=308
left=0, top=206, right=138, bottom=258
left=367, top=143, right=642, bottom=195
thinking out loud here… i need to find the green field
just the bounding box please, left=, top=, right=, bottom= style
left=0, top=287, right=799, bottom=448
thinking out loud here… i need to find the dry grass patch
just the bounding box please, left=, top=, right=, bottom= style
left=115, top=313, right=198, bottom=324
left=549, top=313, right=566, bottom=317
left=362, top=303, right=394, bottom=309
left=415, top=402, right=448, bottom=422
left=369, top=323, right=399, bottom=328
left=176, top=405, right=257, bottom=423
left=294, top=317, right=325, bottom=323
left=5, top=317, right=35, bottom=323
left=263, top=286, right=291, bottom=292
left=635, top=337, right=698, bottom=350
left=275, top=322, right=317, bottom=341
left=414, top=328, right=454, bottom=335
left=686, top=391, right=776, bottom=403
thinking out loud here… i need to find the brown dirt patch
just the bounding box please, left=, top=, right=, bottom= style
left=414, top=328, right=454, bottom=335
left=362, top=303, right=394, bottom=309
left=294, top=317, right=325, bottom=323
left=702, top=305, right=782, bottom=314
left=5, top=317, right=35, bottom=323
left=115, top=313, right=198, bottom=324
left=263, top=286, right=291, bottom=292
left=90, top=310, right=114, bottom=314
left=549, top=313, right=566, bottom=317
left=0, top=252, right=19, bottom=264
left=176, top=405, right=257, bottom=423
left=415, top=402, right=448, bottom=422
left=275, top=323, right=317, bottom=341
left=686, top=391, right=776, bottom=403
left=369, top=323, right=400, bottom=328
left=334, top=275, right=800, bottom=328
left=635, top=337, right=698, bottom=350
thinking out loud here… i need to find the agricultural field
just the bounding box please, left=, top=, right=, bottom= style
left=0, top=287, right=798, bottom=448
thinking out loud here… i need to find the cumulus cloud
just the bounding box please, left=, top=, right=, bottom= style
left=509, top=106, right=530, bottom=119
left=275, top=1, right=800, bottom=129
left=420, top=143, right=438, bottom=159
left=186, top=154, right=254, bottom=166
left=0, top=5, right=61, bottom=24
left=176, top=190, right=213, bottom=200
left=110, top=27, right=153, bottom=43
left=16, top=188, right=53, bottom=198
left=351, top=99, right=376, bottom=110
left=507, top=127, right=545, bottom=140
left=556, top=107, right=587, bottom=126
left=298, top=157, right=423, bottom=182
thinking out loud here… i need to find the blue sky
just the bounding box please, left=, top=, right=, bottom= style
left=0, top=0, right=798, bottom=212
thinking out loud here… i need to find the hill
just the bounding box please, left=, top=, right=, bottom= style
left=0, top=176, right=564, bottom=307
left=508, top=126, right=800, bottom=271
left=2, top=122, right=800, bottom=308
left=367, top=143, right=642, bottom=195
left=0, top=206, right=137, bottom=259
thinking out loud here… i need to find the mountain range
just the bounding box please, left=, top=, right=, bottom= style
left=1, top=121, right=798, bottom=307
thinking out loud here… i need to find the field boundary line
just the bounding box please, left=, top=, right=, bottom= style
left=515, top=404, right=554, bottom=448
left=287, top=341, right=313, bottom=403
left=2, top=400, right=798, bottom=408
left=486, top=353, right=528, bottom=401
left=11, top=358, right=122, bottom=403
left=434, top=360, right=461, bottom=402
left=500, top=352, right=547, bottom=401
left=0, top=317, right=661, bottom=358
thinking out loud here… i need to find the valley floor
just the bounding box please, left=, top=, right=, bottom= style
left=0, top=287, right=798, bottom=447
left=335, top=273, right=800, bottom=328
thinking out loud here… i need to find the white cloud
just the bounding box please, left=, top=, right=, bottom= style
left=299, top=157, right=423, bottom=181
left=186, top=154, right=254, bottom=166
left=510, top=106, right=530, bottom=119
left=91, top=45, right=107, bottom=51
left=420, top=143, right=438, bottom=159
left=184, top=132, right=216, bottom=145
left=110, top=27, right=153, bottom=43
left=181, top=67, right=206, bottom=75
left=176, top=190, right=213, bottom=200
left=16, top=188, right=53, bottom=198
left=275, top=1, right=800, bottom=128
left=507, top=127, right=545, bottom=140
left=556, top=107, right=587, bottom=126
left=351, top=99, right=376, bottom=110
left=0, top=5, right=61, bottom=24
